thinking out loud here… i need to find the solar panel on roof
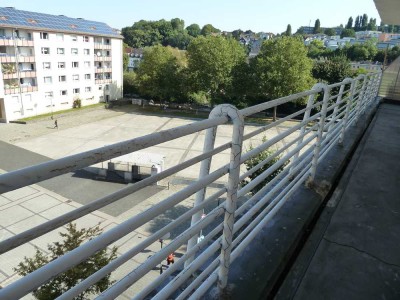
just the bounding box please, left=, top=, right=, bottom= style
left=0, top=7, right=121, bottom=37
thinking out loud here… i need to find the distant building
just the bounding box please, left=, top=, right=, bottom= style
left=125, top=48, right=144, bottom=72
left=350, top=62, right=382, bottom=72
left=0, top=7, right=123, bottom=123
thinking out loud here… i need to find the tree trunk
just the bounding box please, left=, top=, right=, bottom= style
left=273, top=106, right=277, bottom=122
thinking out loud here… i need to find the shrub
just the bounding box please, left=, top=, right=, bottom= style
left=14, top=223, right=118, bottom=300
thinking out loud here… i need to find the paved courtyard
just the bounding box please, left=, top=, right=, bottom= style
left=0, top=105, right=301, bottom=298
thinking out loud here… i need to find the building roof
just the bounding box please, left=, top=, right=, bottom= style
left=0, top=7, right=122, bottom=38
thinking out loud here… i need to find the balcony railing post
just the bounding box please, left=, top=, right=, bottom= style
left=289, top=83, right=323, bottom=178
left=328, top=78, right=352, bottom=134
left=215, top=105, right=244, bottom=294
left=339, top=78, right=356, bottom=145
left=308, top=83, right=330, bottom=183
left=355, top=74, right=367, bottom=122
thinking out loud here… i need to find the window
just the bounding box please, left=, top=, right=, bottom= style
left=40, top=32, right=49, bottom=40
left=84, top=61, right=91, bottom=68
left=41, top=47, right=50, bottom=54
left=73, top=88, right=80, bottom=94
left=105, top=85, right=109, bottom=91
left=57, top=48, right=65, bottom=55
left=105, top=38, right=110, bottom=45
left=72, top=74, right=79, bottom=81
left=72, top=62, right=79, bottom=68
left=58, top=62, right=65, bottom=69
left=83, top=36, right=89, bottom=42
left=84, top=49, right=90, bottom=55
left=43, top=76, right=52, bottom=84
left=71, top=35, right=77, bottom=42
left=84, top=74, right=91, bottom=80
left=85, top=87, right=91, bottom=92
left=45, top=91, right=53, bottom=98
left=106, top=50, right=110, bottom=56
left=60, top=90, right=67, bottom=96
left=56, top=33, right=64, bottom=41
left=59, top=75, right=66, bottom=82
left=71, top=48, right=78, bottom=55
left=43, top=62, right=51, bottom=69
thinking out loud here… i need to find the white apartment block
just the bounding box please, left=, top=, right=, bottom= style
left=0, top=7, right=123, bottom=123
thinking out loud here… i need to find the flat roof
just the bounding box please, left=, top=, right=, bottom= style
left=0, top=7, right=122, bottom=38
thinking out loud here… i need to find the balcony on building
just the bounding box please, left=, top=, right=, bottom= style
left=94, top=37, right=112, bottom=50
left=0, top=28, right=34, bottom=47
left=4, top=77, right=37, bottom=95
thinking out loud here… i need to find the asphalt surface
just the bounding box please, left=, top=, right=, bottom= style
left=0, top=140, right=164, bottom=217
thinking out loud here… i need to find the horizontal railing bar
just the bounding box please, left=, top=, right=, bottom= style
left=242, top=102, right=321, bottom=142
left=240, top=88, right=321, bottom=117
left=97, top=207, right=225, bottom=299
left=0, top=116, right=228, bottom=194
left=176, top=257, right=220, bottom=300
left=240, top=112, right=321, bottom=164
left=239, top=125, right=318, bottom=182
left=0, top=142, right=231, bottom=254
left=0, top=167, right=228, bottom=300
left=58, top=188, right=226, bottom=300
left=238, top=132, right=315, bottom=197
left=135, top=228, right=223, bottom=300
left=187, top=271, right=219, bottom=300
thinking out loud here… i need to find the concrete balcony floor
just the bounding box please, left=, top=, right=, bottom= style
left=277, top=102, right=400, bottom=299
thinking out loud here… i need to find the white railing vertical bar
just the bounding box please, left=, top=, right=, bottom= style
left=339, top=79, right=356, bottom=144
left=309, top=83, right=331, bottom=182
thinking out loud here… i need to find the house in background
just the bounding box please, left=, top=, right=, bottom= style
left=0, top=7, right=123, bottom=123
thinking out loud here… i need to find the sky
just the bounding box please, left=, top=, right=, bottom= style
left=1, top=0, right=382, bottom=34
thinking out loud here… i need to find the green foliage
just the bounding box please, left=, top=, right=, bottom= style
left=243, top=137, right=286, bottom=195
left=312, top=55, right=352, bottom=84
left=123, top=53, right=129, bottom=71
left=285, top=24, right=292, bottom=36
left=346, top=17, right=353, bottom=29
left=340, top=28, right=355, bottom=38
left=73, top=98, right=82, bottom=108
left=123, top=72, right=139, bottom=95
left=232, top=29, right=243, bottom=40
left=136, top=45, right=187, bottom=101
left=14, top=223, right=117, bottom=300
left=200, top=24, right=221, bottom=36
left=307, top=39, right=332, bottom=59
left=342, top=40, right=377, bottom=61
left=186, top=23, right=201, bottom=37
left=188, top=91, right=210, bottom=106
left=324, top=28, right=336, bottom=36
left=313, top=19, right=322, bottom=34
left=187, top=36, right=246, bottom=105
left=255, top=36, right=315, bottom=105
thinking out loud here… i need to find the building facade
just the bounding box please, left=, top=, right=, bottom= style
left=0, top=7, right=123, bottom=123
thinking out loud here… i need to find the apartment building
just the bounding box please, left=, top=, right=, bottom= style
left=0, top=7, right=123, bottom=123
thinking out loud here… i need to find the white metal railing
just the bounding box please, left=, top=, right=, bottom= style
left=0, top=73, right=381, bottom=299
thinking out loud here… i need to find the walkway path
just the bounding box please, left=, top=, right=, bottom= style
left=278, top=103, right=400, bottom=299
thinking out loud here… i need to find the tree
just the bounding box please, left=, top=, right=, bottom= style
left=186, top=23, right=201, bottom=37
left=346, top=17, right=354, bottom=29
left=361, top=14, right=368, bottom=30
left=187, top=36, right=246, bottom=105
left=354, top=16, right=361, bottom=31
left=324, top=28, right=336, bottom=36
left=285, top=24, right=292, bottom=36
left=171, top=18, right=185, bottom=31
left=232, top=29, right=243, bottom=40
left=136, top=45, right=187, bottom=102
left=340, top=28, right=356, bottom=38
left=312, top=55, right=352, bottom=85
left=255, top=36, right=315, bottom=119
left=313, top=19, right=321, bottom=34
left=242, top=137, right=286, bottom=195
left=367, top=18, right=377, bottom=31
left=123, top=72, right=139, bottom=95
left=200, top=24, right=221, bottom=36
left=307, top=39, right=332, bottom=59
left=14, top=223, right=117, bottom=300
left=165, top=31, right=192, bottom=50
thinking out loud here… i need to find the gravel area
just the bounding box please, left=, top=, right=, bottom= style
left=0, top=105, right=128, bottom=144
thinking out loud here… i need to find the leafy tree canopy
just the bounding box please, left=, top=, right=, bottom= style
left=14, top=223, right=117, bottom=300
left=186, top=23, right=201, bottom=37
left=255, top=36, right=315, bottom=104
